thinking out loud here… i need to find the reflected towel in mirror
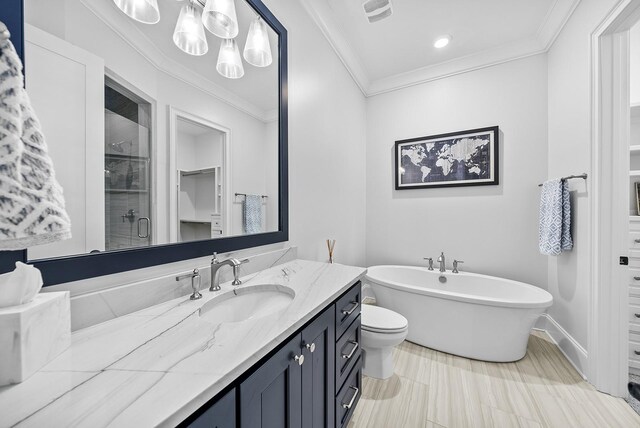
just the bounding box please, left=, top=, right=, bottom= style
left=0, top=38, right=71, bottom=249
left=243, top=194, right=262, bottom=234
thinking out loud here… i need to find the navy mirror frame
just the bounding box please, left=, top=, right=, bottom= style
left=0, top=0, right=288, bottom=286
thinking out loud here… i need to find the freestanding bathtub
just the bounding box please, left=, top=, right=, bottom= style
left=365, top=265, right=553, bottom=362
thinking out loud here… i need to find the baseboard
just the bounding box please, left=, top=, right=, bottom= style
left=533, top=313, right=588, bottom=379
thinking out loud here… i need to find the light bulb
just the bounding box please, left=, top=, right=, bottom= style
left=173, top=3, right=208, bottom=56
left=243, top=17, right=272, bottom=67
left=434, top=36, right=451, bottom=49
left=202, top=0, right=239, bottom=39
left=217, top=39, right=244, bottom=79
left=113, top=0, right=160, bottom=24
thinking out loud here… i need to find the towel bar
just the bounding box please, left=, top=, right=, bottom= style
left=538, top=173, right=587, bottom=187
left=235, top=193, right=268, bottom=198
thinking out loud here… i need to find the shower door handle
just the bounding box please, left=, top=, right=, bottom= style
left=138, top=217, right=150, bottom=239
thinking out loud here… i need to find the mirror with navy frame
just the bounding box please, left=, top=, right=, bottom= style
left=0, top=0, right=288, bottom=286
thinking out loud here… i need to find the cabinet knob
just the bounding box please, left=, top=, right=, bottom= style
left=634, top=277, right=640, bottom=281
left=635, top=239, right=640, bottom=243
left=293, top=354, right=304, bottom=366
left=635, top=313, right=640, bottom=318
left=635, top=350, right=640, bottom=356
left=305, top=342, right=316, bottom=353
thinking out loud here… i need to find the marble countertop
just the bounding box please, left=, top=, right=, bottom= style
left=0, top=260, right=366, bottom=427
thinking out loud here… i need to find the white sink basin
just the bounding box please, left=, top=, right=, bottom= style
left=199, top=284, right=295, bottom=324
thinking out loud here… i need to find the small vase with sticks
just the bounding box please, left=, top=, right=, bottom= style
left=326, top=239, right=336, bottom=264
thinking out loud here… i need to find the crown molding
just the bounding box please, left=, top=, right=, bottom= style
left=80, top=0, right=273, bottom=123
left=299, top=0, right=371, bottom=94
left=301, top=0, right=582, bottom=97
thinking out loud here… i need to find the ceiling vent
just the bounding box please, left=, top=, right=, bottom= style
left=362, top=0, right=392, bottom=23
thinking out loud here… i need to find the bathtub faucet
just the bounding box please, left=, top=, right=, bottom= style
left=437, top=252, right=446, bottom=272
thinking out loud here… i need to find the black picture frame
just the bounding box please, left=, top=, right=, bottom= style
left=0, top=0, right=289, bottom=286
left=395, top=126, right=499, bottom=190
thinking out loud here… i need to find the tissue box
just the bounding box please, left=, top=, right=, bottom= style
left=0, top=292, right=71, bottom=386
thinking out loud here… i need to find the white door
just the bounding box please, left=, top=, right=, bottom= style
left=24, top=25, right=105, bottom=259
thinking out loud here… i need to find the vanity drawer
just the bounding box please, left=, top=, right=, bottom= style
left=336, top=315, right=361, bottom=390
left=336, top=282, right=361, bottom=340
left=335, top=356, right=362, bottom=428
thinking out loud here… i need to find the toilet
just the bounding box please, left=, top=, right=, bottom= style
left=360, top=304, right=409, bottom=379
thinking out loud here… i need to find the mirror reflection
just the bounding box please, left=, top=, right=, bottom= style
left=23, top=0, right=280, bottom=260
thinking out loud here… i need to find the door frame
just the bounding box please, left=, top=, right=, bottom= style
left=168, top=107, right=232, bottom=242
left=589, top=0, right=640, bottom=396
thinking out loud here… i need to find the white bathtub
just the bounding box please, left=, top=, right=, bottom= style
left=365, top=265, right=553, bottom=362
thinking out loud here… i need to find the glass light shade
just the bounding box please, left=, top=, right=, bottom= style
left=243, top=17, right=272, bottom=67
left=202, top=0, right=239, bottom=39
left=173, top=3, right=208, bottom=56
left=216, top=39, right=244, bottom=79
left=113, top=0, right=160, bottom=24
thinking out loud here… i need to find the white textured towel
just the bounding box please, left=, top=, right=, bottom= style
left=539, top=179, right=573, bottom=256
left=243, top=195, right=263, bottom=234
left=0, top=39, right=71, bottom=249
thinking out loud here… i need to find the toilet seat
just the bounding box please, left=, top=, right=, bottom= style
left=361, top=305, right=408, bottom=334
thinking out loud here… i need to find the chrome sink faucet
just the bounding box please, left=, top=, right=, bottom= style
left=176, top=268, right=202, bottom=300
left=209, top=252, right=250, bottom=291
left=437, top=252, right=446, bottom=273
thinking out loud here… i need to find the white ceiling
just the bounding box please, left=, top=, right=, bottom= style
left=302, top=0, right=582, bottom=96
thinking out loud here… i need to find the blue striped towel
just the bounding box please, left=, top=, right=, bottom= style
left=539, top=179, right=573, bottom=256
left=243, top=195, right=263, bottom=234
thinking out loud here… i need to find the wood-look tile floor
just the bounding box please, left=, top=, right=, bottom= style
left=349, top=331, right=640, bottom=428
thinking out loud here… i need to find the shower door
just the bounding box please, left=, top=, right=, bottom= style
left=104, top=81, right=153, bottom=251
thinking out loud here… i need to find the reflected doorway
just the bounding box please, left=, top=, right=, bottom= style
left=104, top=78, right=153, bottom=250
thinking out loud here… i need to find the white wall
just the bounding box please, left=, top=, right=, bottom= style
left=264, top=0, right=368, bottom=266
left=631, top=23, right=640, bottom=106
left=546, top=0, right=619, bottom=351
left=365, top=55, right=549, bottom=287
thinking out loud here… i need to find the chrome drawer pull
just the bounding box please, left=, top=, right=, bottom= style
left=635, top=277, right=640, bottom=281
left=293, top=354, right=304, bottom=366
left=635, top=239, right=640, bottom=243
left=635, top=350, right=640, bottom=356
left=635, top=313, right=640, bottom=318
left=341, top=301, right=359, bottom=316
left=305, top=342, right=316, bottom=353
left=341, top=386, right=359, bottom=409
left=342, top=341, right=359, bottom=359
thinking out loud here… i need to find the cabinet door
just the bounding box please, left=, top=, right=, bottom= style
left=240, top=333, right=303, bottom=428
left=301, top=306, right=336, bottom=428
left=187, top=388, right=235, bottom=428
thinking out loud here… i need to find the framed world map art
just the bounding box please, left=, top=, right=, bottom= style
left=395, top=126, right=499, bottom=190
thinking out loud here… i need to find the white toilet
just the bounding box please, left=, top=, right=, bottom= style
left=360, top=304, right=409, bottom=379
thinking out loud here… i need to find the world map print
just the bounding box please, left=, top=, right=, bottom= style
left=399, top=133, right=492, bottom=185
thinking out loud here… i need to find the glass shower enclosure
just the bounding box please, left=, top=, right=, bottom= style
left=104, top=80, right=152, bottom=250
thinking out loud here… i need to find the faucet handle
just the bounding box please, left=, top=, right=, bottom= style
left=212, top=252, right=219, bottom=264
left=239, top=258, right=250, bottom=265
left=423, top=257, right=434, bottom=271
left=452, top=260, right=464, bottom=274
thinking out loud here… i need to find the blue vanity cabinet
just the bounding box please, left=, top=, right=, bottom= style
left=180, top=282, right=362, bottom=428
left=301, top=306, right=336, bottom=428
left=239, top=333, right=303, bottom=428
